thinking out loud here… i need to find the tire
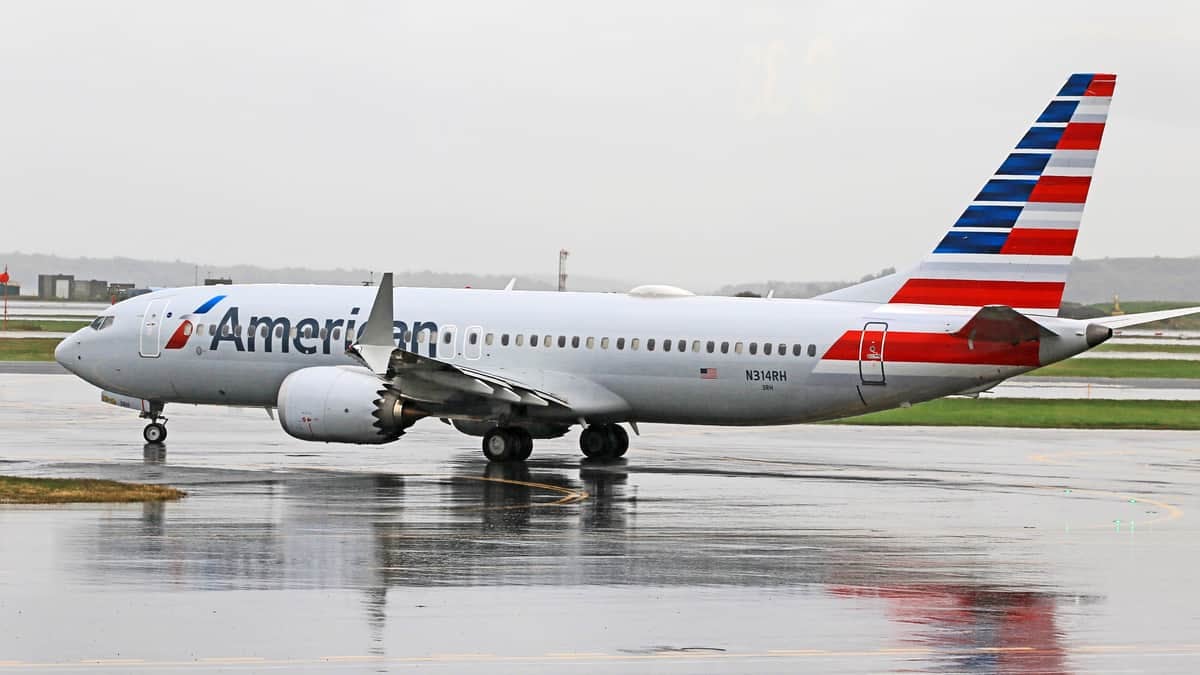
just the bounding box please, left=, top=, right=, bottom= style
left=143, top=423, right=167, bottom=444
left=579, top=426, right=611, bottom=459
left=482, top=428, right=516, bottom=462
left=606, top=424, right=629, bottom=457
left=512, top=428, right=534, bottom=461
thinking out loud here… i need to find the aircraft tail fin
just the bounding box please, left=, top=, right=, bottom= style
left=817, top=73, right=1116, bottom=316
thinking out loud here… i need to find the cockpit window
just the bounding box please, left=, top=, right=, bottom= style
left=89, top=316, right=115, bottom=331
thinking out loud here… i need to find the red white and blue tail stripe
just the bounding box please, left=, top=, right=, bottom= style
left=828, top=73, right=1115, bottom=316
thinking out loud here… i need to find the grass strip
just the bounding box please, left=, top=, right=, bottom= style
left=0, top=338, right=59, bottom=361
left=1028, top=358, right=1200, bottom=379
left=833, top=398, right=1200, bottom=430
left=0, top=319, right=89, bottom=332
left=1095, top=342, right=1200, bottom=354
left=0, top=476, right=185, bottom=504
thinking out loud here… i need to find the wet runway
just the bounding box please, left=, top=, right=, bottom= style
left=2, top=374, right=1200, bottom=672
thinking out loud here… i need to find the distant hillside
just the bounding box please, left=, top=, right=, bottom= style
left=1063, top=257, right=1200, bottom=304
left=0, top=252, right=628, bottom=295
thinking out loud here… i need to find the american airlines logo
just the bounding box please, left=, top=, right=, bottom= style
left=165, top=297, right=440, bottom=357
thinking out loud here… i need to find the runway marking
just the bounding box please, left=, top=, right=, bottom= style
left=456, top=475, right=589, bottom=508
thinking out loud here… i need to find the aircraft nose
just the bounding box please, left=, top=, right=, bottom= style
left=55, top=332, right=80, bottom=372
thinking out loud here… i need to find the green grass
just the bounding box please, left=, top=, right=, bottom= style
left=835, top=398, right=1200, bottom=430
left=1095, top=342, right=1200, bottom=354
left=0, top=338, right=60, bottom=361
left=0, top=319, right=89, bottom=332
left=1028, top=358, right=1200, bottom=379
left=0, top=476, right=185, bottom=504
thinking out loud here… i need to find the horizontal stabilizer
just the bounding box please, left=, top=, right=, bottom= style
left=1090, top=306, right=1200, bottom=329
left=952, top=305, right=1053, bottom=344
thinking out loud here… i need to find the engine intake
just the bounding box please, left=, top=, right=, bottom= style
left=277, top=366, right=419, bottom=444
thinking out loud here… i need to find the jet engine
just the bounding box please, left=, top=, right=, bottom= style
left=277, top=366, right=419, bottom=444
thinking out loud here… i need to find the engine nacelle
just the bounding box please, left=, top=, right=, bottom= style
left=277, top=366, right=417, bottom=444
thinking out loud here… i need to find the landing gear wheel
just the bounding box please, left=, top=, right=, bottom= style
left=143, top=422, right=167, bottom=444
left=512, top=428, right=534, bottom=461
left=579, top=426, right=609, bottom=458
left=606, top=424, right=629, bottom=457
left=482, top=428, right=518, bottom=462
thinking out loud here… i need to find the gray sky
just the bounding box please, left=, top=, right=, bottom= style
left=1, top=1, right=1196, bottom=289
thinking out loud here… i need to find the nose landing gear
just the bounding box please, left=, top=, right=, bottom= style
left=140, top=402, right=168, bottom=444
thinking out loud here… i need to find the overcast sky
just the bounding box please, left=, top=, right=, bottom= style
left=1, top=1, right=1195, bottom=288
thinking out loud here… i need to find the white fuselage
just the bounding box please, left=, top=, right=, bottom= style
left=55, top=284, right=1097, bottom=429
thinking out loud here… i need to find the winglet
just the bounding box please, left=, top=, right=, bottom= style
left=351, top=272, right=396, bottom=375
left=504, top=277, right=517, bottom=291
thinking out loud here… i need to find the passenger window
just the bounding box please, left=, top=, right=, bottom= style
left=663, top=339, right=671, bottom=352
left=235, top=325, right=243, bottom=336
left=778, top=343, right=786, bottom=356
left=764, top=342, right=773, bottom=355
left=209, top=324, right=216, bottom=336
left=617, top=338, right=625, bottom=350
left=792, top=343, right=802, bottom=356
left=647, top=339, right=656, bottom=351
left=530, top=334, right=539, bottom=347
left=554, top=335, right=563, bottom=348
left=194, top=323, right=203, bottom=335
left=677, top=339, right=686, bottom=352
left=720, top=341, right=729, bottom=354
left=631, top=338, right=640, bottom=351
left=749, top=342, right=758, bottom=355
left=692, top=340, right=701, bottom=352
left=808, top=344, right=817, bottom=357
left=485, top=333, right=494, bottom=346
left=443, top=332, right=452, bottom=344
left=572, top=336, right=580, bottom=348
left=546, top=336, right=554, bottom=348
left=586, top=337, right=595, bottom=349
left=468, top=332, right=478, bottom=345
left=332, top=327, right=342, bottom=341
left=601, top=337, right=609, bottom=349
left=515, top=334, right=524, bottom=346
left=418, top=330, right=428, bottom=343
left=706, top=341, right=715, bottom=353
left=735, top=342, right=744, bottom=354
left=275, top=325, right=285, bottom=339
left=501, top=334, right=509, bottom=346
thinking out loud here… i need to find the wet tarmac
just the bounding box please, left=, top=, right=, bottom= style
left=2, top=374, right=1200, bottom=673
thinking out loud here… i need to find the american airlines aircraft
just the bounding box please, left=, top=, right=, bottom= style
left=54, top=73, right=1200, bottom=462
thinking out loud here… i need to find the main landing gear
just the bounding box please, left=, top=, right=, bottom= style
left=140, top=402, right=168, bottom=444
left=579, top=424, right=628, bottom=461
left=482, top=427, right=534, bottom=463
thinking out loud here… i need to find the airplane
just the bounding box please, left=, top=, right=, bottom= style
left=54, top=72, right=1200, bottom=462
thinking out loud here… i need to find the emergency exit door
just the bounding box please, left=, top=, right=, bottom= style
left=858, top=321, right=888, bottom=385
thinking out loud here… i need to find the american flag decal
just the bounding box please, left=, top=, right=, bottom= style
left=700, top=368, right=718, bottom=379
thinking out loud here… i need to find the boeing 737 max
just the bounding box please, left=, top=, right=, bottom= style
left=54, top=73, right=1200, bottom=461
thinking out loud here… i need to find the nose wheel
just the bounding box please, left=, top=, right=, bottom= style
left=143, top=422, right=168, bottom=444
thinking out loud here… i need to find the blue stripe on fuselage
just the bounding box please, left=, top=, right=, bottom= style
left=194, top=295, right=227, bottom=314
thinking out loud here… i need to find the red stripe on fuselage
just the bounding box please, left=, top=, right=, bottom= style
left=1028, top=176, right=1091, bottom=203
left=999, top=228, right=1078, bottom=256
left=1056, top=122, right=1105, bottom=150
left=822, top=330, right=1040, bottom=367
left=890, top=279, right=1065, bottom=310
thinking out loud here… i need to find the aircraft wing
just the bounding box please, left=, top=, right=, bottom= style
left=347, top=272, right=630, bottom=419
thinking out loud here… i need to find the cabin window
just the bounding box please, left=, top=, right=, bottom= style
left=485, top=333, right=494, bottom=346
left=275, top=325, right=285, bottom=339
left=468, top=332, right=478, bottom=345
left=647, top=338, right=656, bottom=351
left=706, top=341, right=715, bottom=353
left=442, top=332, right=452, bottom=345
left=735, top=342, right=744, bottom=354
left=792, top=343, right=802, bottom=356
left=677, top=339, right=686, bottom=352
left=764, top=342, right=773, bottom=355
left=572, top=336, right=580, bottom=348
left=601, top=337, right=610, bottom=349
left=663, top=339, right=671, bottom=352
left=530, top=334, right=538, bottom=347
left=515, top=334, right=524, bottom=347
left=209, top=324, right=216, bottom=336
left=692, top=340, right=701, bottom=352
left=586, top=337, right=595, bottom=349
left=631, top=338, right=640, bottom=351
left=617, top=337, right=625, bottom=350
left=720, top=341, right=729, bottom=354
left=501, top=334, right=510, bottom=346
left=545, top=336, right=553, bottom=348
left=778, top=343, right=786, bottom=356
left=808, top=344, right=817, bottom=357
left=332, top=327, right=342, bottom=341
left=554, top=335, right=563, bottom=348
left=749, top=342, right=758, bottom=355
